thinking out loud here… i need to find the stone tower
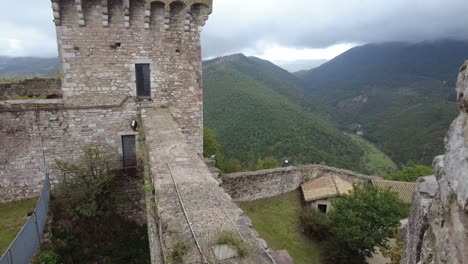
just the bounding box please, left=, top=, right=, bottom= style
left=50, top=0, right=212, bottom=153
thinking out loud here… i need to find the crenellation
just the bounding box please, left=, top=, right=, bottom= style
left=123, top=0, right=130, bottom=27
left=75, top=0, right=85, bottom=26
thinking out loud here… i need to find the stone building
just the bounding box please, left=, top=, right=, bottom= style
left=0, top=0, right=212, bottom=203
left=301, top=175, right=353, bottom=213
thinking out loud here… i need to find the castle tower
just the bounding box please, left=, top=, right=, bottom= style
left=50, top=0, right=212, bottom=153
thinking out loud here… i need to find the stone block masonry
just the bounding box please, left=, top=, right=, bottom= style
left=0, top=94, right=137, bottom=202
left=222, top=165, right=382, bottom=202
left=52, top=0, right=212, bottom=154
left=141, top=108, right=272, bottom=263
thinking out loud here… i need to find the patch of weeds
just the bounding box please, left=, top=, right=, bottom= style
left=168, top=241, right=187, bottom=263
left=33, top=249, right=60, bottom=264
left=214, top=231, right=248, bottom=258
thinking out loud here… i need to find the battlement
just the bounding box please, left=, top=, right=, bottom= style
left=51, top=0, right=212, bottom=31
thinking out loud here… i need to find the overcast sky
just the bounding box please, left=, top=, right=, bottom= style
left=1, top=0, right=468, bottom=69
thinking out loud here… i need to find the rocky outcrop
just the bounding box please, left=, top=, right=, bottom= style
left=402, top=61, right=468, bottom=263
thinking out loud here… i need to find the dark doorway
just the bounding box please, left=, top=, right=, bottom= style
left=135, top=64, right=151, bottom=98
left=122, top=135, right=137, bottom=168
left=318, top=204, right=327, bottom=213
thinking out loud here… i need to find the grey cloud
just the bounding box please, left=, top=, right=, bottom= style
left=1, top=0, right=467, bottom=58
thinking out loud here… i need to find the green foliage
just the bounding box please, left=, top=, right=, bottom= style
left=218, top=158, right=242, bottom=173
left=348, top=134, right=398, bottom=175
left=297, top=41, right=466, bottom=166
left=383, top=165, right=433, bottom=182
left=300, top=208, right=330, bottom=241
left=239, top=191, right=321, bottom=264
left=214, top=231, right=248, bottom=257
left=203, top=128, right=220, bottom=158
left=255, top=157, right=281, bottom=170
left=54, top=146, right=115, bottom=218
left=35, top=250, right=60, bottom=264
left=381, top=230, right=404, bottom=264
left=168, top=241, right=187, bottom=263
left=44, top=146, right=150, bottom=263
left=324, top=184, right=407, bottom=263
left=203, top=54, right=396, bottom=174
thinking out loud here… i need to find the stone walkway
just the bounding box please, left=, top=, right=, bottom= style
left=141, top=107, right=271, bottom=263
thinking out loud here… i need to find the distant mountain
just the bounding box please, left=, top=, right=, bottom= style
left=296, top=40, right=468, bottom=165
left=275, top=59, right=327, bottom=72
left=203, top=54, right=396, bottom=174
left=0, top=57, right=59, bottom=78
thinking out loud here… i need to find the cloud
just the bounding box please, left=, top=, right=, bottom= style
left=1, top=0, right=467, bottom=61
left=202, top=0, right=468, bottom=57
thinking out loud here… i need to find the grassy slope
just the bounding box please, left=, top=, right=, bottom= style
left=348, top=134, right=398, bottom=175
left=238, top=190, right=321, bottom=264
left=203, top=55, right=396, bottom=173
left=0, top=198, right=37, bottom=254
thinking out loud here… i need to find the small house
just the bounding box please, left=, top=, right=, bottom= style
left=301, top=175, right=353, bottom=213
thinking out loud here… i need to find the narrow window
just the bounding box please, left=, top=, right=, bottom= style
left=318, top=204, right=327, bottom=214
left=122, top=135, right=137, bottom=168
left=135, top=64, right=151, bottom=98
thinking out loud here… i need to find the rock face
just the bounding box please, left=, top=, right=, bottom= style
left=402, top=61, right=468, bottom=263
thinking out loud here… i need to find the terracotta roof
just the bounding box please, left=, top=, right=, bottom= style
left=372, top=180, right=416, bottom=204
left=301, top=176, right=353, bottom=202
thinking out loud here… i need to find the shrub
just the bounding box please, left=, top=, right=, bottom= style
left=300, top=208, right=330, bottom=241
left=168, top=241, right=187, bottom=263
left=214, top=231, right=248, bottom=257
left=35, top=250, right=60, bottom=264
left=325, top=184, right=406, bottom=263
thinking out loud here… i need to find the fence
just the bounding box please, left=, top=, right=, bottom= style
left=0, top=174, right=51, bottom=264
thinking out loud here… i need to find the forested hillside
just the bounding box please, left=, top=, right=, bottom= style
left=203, top=54, right=396, bottom=174
left=296, top=40, right=468, bottom=165
left=0, top=57, right=58, bottom=78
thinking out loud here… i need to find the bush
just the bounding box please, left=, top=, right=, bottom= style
left=168, top=241, right=187, bottom=263
left=203, top=128, right=220, bottom=158
left=214, top=231, right=248, bottom=257
left=300, top=208, right=330, bottom=241
left=383, top=165, right=433, bottom=182
left=325, top=184, right=406, bottom=263
left=255, top=157, right=281, bottom=170
left=35, top=250, right=60, bottom=264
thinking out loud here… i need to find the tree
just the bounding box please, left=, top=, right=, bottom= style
left=54, top=145, right=115, bottom=218
left=383, top=165, right=433, bottom=182
left=255, top=157, right=281, bottom=170
left=220, top=158, right=242, bottom=173
left=203, top=128, right=220, bottom=158
left=381, top=230, right=404, bottom=264
left=324, top=184, right=406, bottom=263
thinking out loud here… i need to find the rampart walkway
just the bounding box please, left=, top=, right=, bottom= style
left=141, top=108, right=272, bottom=263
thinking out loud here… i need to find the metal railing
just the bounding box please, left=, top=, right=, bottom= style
left=0, top=174, right=51, bottom=264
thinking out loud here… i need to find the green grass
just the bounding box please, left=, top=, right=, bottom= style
left=238, top=190, right=321, bottom=264
left=348, top=134, right=398, bottom=175
left=0, top=198, right=38, bottom=255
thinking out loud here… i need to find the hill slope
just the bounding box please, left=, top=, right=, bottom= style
left=0, top=57, right=58, bottom=78
left=203, top=54, right=396, bottom=174
left=297, top=40, right=467, bottom=165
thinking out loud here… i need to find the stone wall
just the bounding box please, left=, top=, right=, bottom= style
left=0, top=78, right=61, bottom=100
left=0, top=94, right=137, bottom=202
left=51, top=0, right=212, bottom=154
left=222, top=165, right=381, bottom=202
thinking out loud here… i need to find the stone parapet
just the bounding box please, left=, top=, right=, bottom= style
left=222, top=165, right=382, bottom=202
left=0, top=78, right=61, bottom=101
